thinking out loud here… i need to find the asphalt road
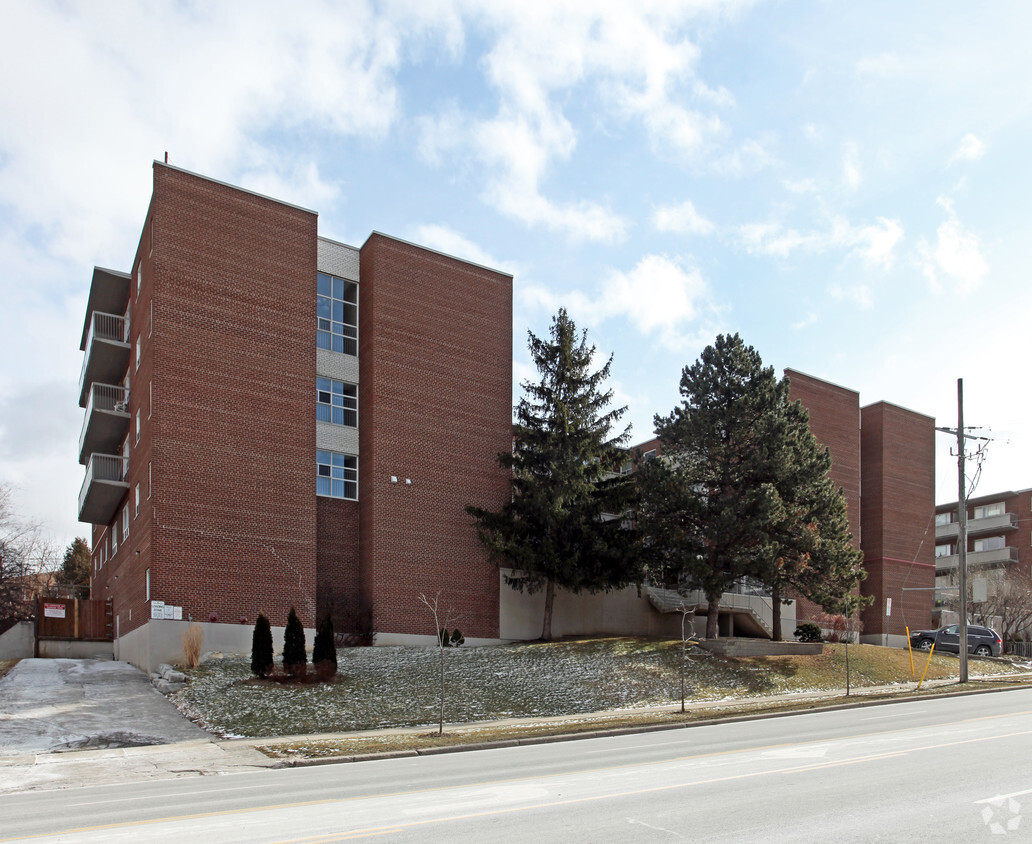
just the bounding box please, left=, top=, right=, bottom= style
left=3, top=688, right=1032, bottom=842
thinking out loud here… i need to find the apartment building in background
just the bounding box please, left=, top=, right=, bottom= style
left=78, top=162, right=513, bottom=669
left=934, top=489, right=1032, bottom=598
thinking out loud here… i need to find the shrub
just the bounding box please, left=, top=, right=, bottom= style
left=439, top=628, right=465, bottom=647
left=250, top=612, right=274, bottom=678
left=282, top=606, right=307, bottom=678
left=182, top=623, right=203, bottom=668
left=313, top=614, right=338, bottom=681
left=795, top=622, right=823, bottom=643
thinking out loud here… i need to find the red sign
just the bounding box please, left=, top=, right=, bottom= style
left=43, top=602, right=66, bottom=619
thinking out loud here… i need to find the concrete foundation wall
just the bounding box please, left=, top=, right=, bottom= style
left=115, top=619, right=308, bottom=673
left=499, top=571, right=685, bottom=640
left=0, top=621, right=34, bottom=659
left=37, top=640, right=114, bottom=659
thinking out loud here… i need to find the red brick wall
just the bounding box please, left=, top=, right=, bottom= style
left=785, top=371, right=861, bottom=626
left=136, top=164, right=320, bottom=630
left=859, top=402, right=935, bottom=636
left=316, top=497, right=361, bottom=621
left=359, top=235, right=512, bottom=638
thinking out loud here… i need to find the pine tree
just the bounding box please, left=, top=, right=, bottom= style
left=637, top=334, right=788, bottom=639
left=250, top=612, right=273, bottom=677
left=312, top=614, right=337, bottom=680
left=468, top=308, right=639, bottom=640
left=759, top=395, right=870, bottom=639
left=59, top=538, right=92, bottom=590
left=638, top=335, right=869, bottom=640
left=282, top=606, right=307, bottom=678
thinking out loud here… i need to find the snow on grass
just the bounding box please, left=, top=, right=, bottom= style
left=170, top=638, right=1025, bottom=739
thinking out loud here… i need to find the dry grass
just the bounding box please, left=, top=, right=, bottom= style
left=182, top=623, right=203, bottom=668
left=0, top=659, right=18, bottom=681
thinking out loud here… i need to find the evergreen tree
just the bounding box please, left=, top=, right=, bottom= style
left=638, top=335, right=868, bottom=639
left=282, top=606, right=307, bottom=677
left=468, top=308, right=639, bottom=640
left=312, top=614, right=337, bottom=679
left=759, top=396, right=870, bottom=639
left=638, top=334, right=790, bottom=639
left=250, top=612, right=273, bottom=677
left=59, top=538, right=91, bottom=589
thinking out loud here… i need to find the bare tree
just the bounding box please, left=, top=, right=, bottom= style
left=419, top=592, right=462, bottom=735
left=975, top=569, right=1032, bottom=648
left=0, top=482, right=57, bottom=628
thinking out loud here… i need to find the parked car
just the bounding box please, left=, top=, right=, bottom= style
left=908, top=624, right=1002, bottom=657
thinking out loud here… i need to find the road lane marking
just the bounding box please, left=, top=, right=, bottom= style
left=7, top=726, right=1031, bottom=842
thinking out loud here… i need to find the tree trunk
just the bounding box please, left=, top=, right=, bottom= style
left=541, top=578, right=556, bottom=641
left=771, top=583, right=782, bottom=641
left=705, top=595, right=720, bottom=639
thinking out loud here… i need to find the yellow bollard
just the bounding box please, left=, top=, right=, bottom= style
left=906, top=626, right=914, bottom=677
left=917, top=642, right=936, bottom=691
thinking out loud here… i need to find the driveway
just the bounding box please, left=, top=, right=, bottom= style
left=0, top=658, right=208, bottom=755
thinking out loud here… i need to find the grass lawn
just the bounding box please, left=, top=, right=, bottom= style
left=171, top=637, right=1029, bottom=742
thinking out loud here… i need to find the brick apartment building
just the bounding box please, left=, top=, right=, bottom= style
left=78, top=162, right=512, bottom=667
left=935, top=489, right=1032, bottom=606
left=631, top=371, right=936, bottom=645
left=77, top=162, right=936, bottom=667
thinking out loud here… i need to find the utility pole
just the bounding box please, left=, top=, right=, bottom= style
left=935, top=379, right=990, bottom=684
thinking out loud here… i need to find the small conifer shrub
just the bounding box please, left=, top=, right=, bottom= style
left=282, top=606, right=307, bottom=678
left=250, top=612, right=273, bottom=677
left=313, top=614, right=338, bottom=680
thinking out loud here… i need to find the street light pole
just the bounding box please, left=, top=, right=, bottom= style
left=956, top=379, right=968, bottom=684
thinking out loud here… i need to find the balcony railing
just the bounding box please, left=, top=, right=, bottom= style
left=934, top=545, right=1019, bottom=573
left=78, top=384, right=130, bottom=464
left=78, top=453, right=129, bottom=525
left=935, top=511, right=1018, bottom=541
left=79, top=312, right=129, bottom=407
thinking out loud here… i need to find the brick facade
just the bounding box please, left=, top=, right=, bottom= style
left=359, top=235, right=512, bottom=638
left=859, top=402, right=936, bottom=639
left=81, top=165, right=512, bottom=647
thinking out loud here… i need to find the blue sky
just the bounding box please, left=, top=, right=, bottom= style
left=2, top=1, right=1030, bottom=549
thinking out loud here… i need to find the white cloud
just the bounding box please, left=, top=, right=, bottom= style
left=843, top=142, right=862, bottom=190
left=414, top=3, right=750, bottom=240
left=411, top=224, right=509, bottom=272
left=735, top=215, right=903, bottom=269
left=652, top=200, right=716, bottom=236
left=919, top=198, right=989, bottom=294
left=520, top=254, right=712, bottom=350
left=792, top=313, right=818, bottom=330
left=949, top=132, right=986, bottom=164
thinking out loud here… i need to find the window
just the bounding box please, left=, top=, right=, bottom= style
left=643, top=450, right=656, bottom=461
left=135, top=337, right=141, bottom=371
left=974, top=535, right=1005, bottom=552
left=122, top=506, right=129, bottom=541
left=317, top=377, right=358, bottom=427
left=148, top=461, right=152, bottom=498
left=111, top=522, right=118, bottom=555
left=136, top=262, right=142, bottom=298
left=974, top=502, right=1005, bottom=520
left=148, top=381, right=152, bottom=419
left=135, top=484, right=140, bottom=517
left=146, top=568, right=150, bottom=601
left=317, top=450, right=357, bottom=500
left=136, top=410, right=141, bottom=444
left=317, top=273, right=358, bottom=355
left=935, top=512, right=953, bottom=526
left=935, top=543, right=954, bottom=558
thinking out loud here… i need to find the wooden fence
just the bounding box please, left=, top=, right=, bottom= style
left=36, top=597, right=113, bottom=641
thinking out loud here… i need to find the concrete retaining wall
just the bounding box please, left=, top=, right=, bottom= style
left=697, top=638, right=824, bottom=657
left=0, top=621, right=34, bottom=659
left=37, top=640, right=114, bottom=659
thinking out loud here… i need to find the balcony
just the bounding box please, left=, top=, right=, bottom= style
left=935, top=511, right=1018, bottom=541
left=78, top=454, right=129, bottom=525
left=79, top=312, right=130, bottom=407
left=78, top=384, right=130, bottom=464
left=934, top=545, right=1019, bottom=574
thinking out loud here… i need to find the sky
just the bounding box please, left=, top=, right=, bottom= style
left=1, top=1, right=1030, bottom=551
